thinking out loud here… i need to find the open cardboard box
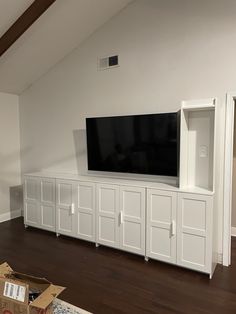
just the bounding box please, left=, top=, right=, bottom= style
left=0, top=263, right=65, bottom=314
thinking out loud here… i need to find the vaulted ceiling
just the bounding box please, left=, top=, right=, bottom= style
left=0, top=0, right=132, bottom=94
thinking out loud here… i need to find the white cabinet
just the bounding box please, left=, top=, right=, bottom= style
left=96, top=184, right=120, bottom=248
left=96, top=184, right=145, bottom=255
left=146, top=189, right=177, bottom=264
left=24, top=176, right=56, bottom=231
left=56, top=179, right=76, bottom=237
left=24, top=172, right=216, bottom=277
left=120, top=186, right=145, bottom=255
left=177, top=193, right=213, bottom=273
left=75, top=181, right=95, bottom=242
left=146, top=189, right=214, bottom=275
left=24, top=176, right=40, bottom=227
left=56, top=179, right=96, bottom=242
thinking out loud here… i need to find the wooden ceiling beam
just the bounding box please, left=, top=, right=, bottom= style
left=0, top=0, right=57, bottom=57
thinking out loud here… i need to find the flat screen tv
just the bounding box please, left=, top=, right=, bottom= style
left=86, top=112, right=179, bottom=177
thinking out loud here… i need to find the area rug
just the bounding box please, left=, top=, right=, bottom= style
left=53, top=298, right=92, bottom=314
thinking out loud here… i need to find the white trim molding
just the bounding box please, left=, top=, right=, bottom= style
left=231, top=227, right=236, bottom=237
left=223, top=92, right=236, bottom=266
left=0, top=209, right=22, bottom=223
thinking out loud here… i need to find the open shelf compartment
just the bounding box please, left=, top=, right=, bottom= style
left=179, top=98, right=216, bottom=192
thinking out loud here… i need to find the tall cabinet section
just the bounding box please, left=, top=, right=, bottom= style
left=178, top=98, right=217, bottom=277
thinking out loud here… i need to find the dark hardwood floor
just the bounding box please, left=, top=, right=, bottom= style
left=1, top=218, right=236, bottom=313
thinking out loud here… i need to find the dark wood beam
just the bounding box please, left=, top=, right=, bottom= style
left=0, top=0, right=57, bottom=57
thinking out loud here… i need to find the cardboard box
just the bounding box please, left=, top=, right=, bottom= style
left=0, top=263, right=65, bottom=314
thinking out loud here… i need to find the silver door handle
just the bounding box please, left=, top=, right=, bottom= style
left=119, top=211, right=124, bottom=225
left=171, top=220, right=176, bottom=236
left=121, top=211, right=124, bottom=224
left=71, top=203, right=75, bottom=215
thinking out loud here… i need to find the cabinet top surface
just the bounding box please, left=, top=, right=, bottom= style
left=24, top=172, right=214, bottom=196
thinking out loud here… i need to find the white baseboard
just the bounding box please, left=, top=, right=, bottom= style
left=231, top=227, right=236, bottom=237
left=0, top=209, right=22, bottom=223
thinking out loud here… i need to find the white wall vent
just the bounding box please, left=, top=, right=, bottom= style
left=98, top=55, right=119, bottom=70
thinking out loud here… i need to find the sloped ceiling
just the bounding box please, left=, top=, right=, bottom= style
left=0, top=0, right=132, bottom=94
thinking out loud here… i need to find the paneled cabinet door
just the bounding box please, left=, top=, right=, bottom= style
left=56, top=180, right=76, bottom=237
left=146, top=189, right=177, bottom=264
left=24, top=176, right=40, bottom=227
left=74, top=181, right=95, bottom=242
left=119, top=186, right=145, bottom=255
left=177, top=193, right=213, bottom=273
left=96, top=184, right=120, bottom=248
left=39, top=178, right=56, bottom=232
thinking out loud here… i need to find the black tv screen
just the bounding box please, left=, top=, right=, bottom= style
left=86, top=112, right=179, bottom=177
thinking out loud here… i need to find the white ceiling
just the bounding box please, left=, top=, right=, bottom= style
left=0, top=0, right=132, bottom=94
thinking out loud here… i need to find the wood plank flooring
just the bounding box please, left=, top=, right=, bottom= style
left=0, top=218, right=236, bottom=314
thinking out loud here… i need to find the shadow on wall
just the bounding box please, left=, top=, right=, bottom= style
left=9, top=185, right=23, bottom=216
left=19, top=136, right=85, bottom=175
left=73, top=129, right=87, bottom=174
left=20, top=132, right=87, bottom=175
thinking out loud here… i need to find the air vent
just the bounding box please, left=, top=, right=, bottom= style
left=98, top=55, right=119, bottom=70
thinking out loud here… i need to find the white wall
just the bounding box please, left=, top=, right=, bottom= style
left=19, top=0, right=236, bottom=254
left=0, top=92, right=21, bottom=218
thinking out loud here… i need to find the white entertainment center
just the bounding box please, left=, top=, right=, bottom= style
left=23, top=99, right=217, bottom=278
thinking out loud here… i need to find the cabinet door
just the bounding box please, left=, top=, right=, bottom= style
left=24, top=176, right=40, bottom=227
left=56, top=180, right=76, bottom=237
left=96, top=184, right=120, bottom=248
left=74, top=181, right=95, bottom=242
left=39, top=178, right=56, bottom=232
left=146, top=189, right=177, bottom=264
left=120, top=186, right=145, bottom=255
left=177, top=193, right=213, bottom=273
